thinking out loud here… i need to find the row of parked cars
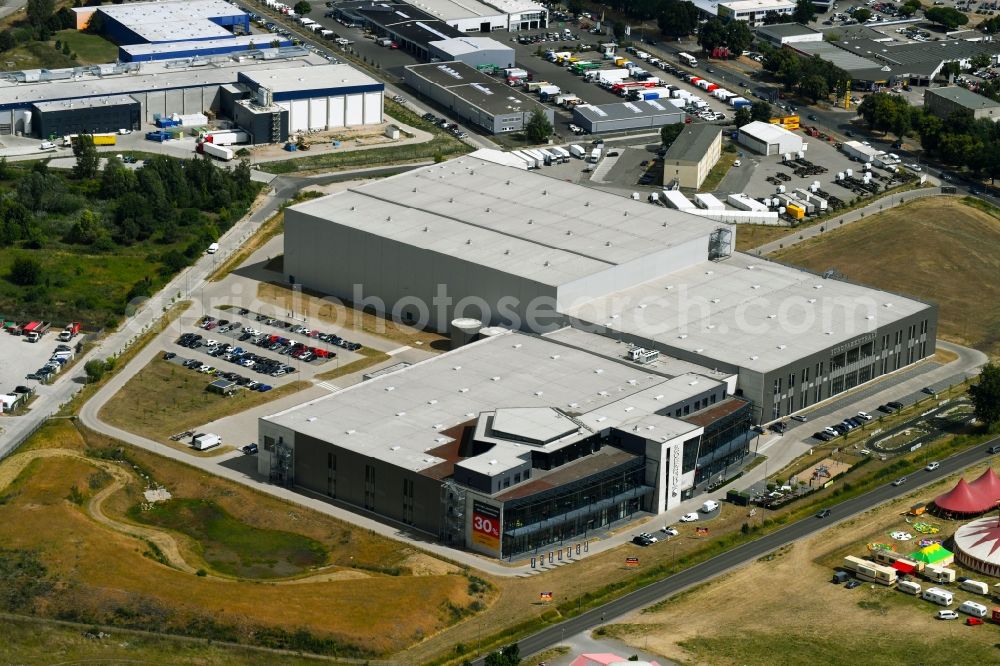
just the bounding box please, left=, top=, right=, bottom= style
left=169, top=352, right=275, bottom=393
left=252, top=333, right=334, bottom=362
left=231, top=310, right=364, bottom=352
left=26, top=344, right=74, bottom=382
left=422, top=113, right=468, bottom=139
left=176, top=333, right=295, bottom=378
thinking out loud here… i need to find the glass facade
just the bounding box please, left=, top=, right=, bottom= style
left=695, top=402, right=753, bottom=484
left=501, top=457, right=650, bottom=558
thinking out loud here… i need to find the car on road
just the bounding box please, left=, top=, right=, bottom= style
left=887, top=401, right=904, bottom=411
left=816, top=509, right=831, bottom=518
left=845, top=580, right=862, bottom=589
left=925, top=461, right=940, bottom=471
left=989, top=444, right=1000, bottom=454
left=844, top=130, right=854, bottom=137
left=807, top=114, right=818, bottom=121
left=733, top=159, right=741, bottom=167
left=892, top=477, right=907, bottom=487
left=921, top=386, right=936, bottom=395
left=907, top=163, right=922, bottom=172
left=791, top=414, right=807, bottom=422
left=769, top=421, right=788, bottom=433
left=679, top=512, right=699, bottom=522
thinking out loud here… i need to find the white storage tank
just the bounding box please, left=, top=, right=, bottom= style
left=450, top=318, right=482, bottom=349
left=478, top=326, right=507, bottom=339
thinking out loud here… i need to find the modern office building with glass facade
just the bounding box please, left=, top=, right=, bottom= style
left=259, top=329, right=756, bottom=559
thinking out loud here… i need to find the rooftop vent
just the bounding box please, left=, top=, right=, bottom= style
left=307, top=416, right=317, bottom=422
left=427, top=399, right=438, bottom=405
left=594, top=368, right=604, bottom=374
left=459, top=388, right=469, bottom=393
left=385, top=386, right=395, bottom=391
left=396, top=411, right=406, bottom=417
left=550, top=354, right=560, bottom=360
left=534, top=391, right=543, bottom=396
left=749, top=355, right=758, bottom=360
left=345, top=429, right=356, bottom=435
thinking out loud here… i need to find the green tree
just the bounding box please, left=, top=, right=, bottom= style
left=72, top=134, right=99, bottom=180
left=293, top=1, right=312, bottom=15
left=734, top=106, right=752, bottom=127
left=65, top=209, right=102, bottom=245
left=970, top=363, right=1000, bottom=429
left=899, top=0, right=922, bottom=16
left=750, top=100, right=773, bottom=122
left=971, top=52, right=992, bottom=71
left=612, top=21, right=627, bottom=40
left=525, top=108, right=552, bottom=143
left=725, top=20, right=753, bottom=57
left=853, top=7, right=872, bottom=23
left=26, top=0, right=55, bottom=27
left=660, top=122, right=684, bottom=147
left=100, top=155, right=137, bottom=198
left=697, top=18, right=726, bottom=52
left=925, top=6, right=969, bottom=29
left=84, top=359, right=109, bottom=383
left=9, top=256, right=42, bottom=286
left=657, top=0, right=699, bottom=40
left=567, top=0, right=584, bottom=15
left=941, top=60, right=961, bottom=81
left=793, top=0, right=816, bottom=23
left=763, top=10, right=784, bottom=25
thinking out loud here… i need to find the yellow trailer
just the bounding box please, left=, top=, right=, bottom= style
left=92, top=133, right=117, bottom=146
left=786, top=203, right=805, bottom=220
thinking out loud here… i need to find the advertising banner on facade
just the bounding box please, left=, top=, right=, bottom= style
left=472, top=501, right=501, bottom=553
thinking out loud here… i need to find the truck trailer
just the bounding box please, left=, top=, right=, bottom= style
left=199, top=142, right=234, bottom=161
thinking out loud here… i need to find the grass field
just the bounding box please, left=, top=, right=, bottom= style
left=697, top=150, right=737, bottom=193
left=314, top=347, right=390, bottom=381
left=53, top=29, right=118, bottom=64
left=98, top=357, right=310, bottom=444
left=0, top=41, right=75, bottom=71
left=0, top=420, right=481, bottom=656
left=604, top=464, right=1000, bottom=666
left=773, top=197, right=1000, bottom=358
left=128, top=498, right=327, bottom=579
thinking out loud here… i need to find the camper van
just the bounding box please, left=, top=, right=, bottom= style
left=960, top=579, right=990, bottom=595
left=897, top=580, right=921, bottom=596
left=922, top=587, right=954, bottom=606
left=959, top=600, right=988, bottom=618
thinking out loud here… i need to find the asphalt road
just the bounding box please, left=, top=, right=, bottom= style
left=471, top=434, right=1000, bottom=664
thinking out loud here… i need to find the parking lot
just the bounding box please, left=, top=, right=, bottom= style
left=0, top=326, right=82, bottom=390
left=165, top=309, right=367, bottom=388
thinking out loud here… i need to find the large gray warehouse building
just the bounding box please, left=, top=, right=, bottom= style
left=283, top=155, right=938, bottom=424
left=403, top=61, right=552, bottom=133
left=572, top=100, right=683, bottom=134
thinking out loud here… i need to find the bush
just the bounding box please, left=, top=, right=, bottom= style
left=9, top=256, right=42, bottom=286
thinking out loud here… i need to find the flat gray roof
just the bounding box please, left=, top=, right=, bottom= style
left=925, top=86, right=1000, bottom=111
left=0, top=53, right=327, bottom=107
left=574, top=100, right=684, bottom=123
left=264, top=330, right=704, bottom=474
left=121, top=34, right=282, bottom=57
left=33, top=94, right=137, bottom=112
left=790, top=40, right=881, bottom=75
left=428, top=37, right=512, bottom=56
left=288, top=155, right=721, bottom=288
left=405, top=61, right=547, bottom=117
left=663, top=124, right=721, bottom=164
left=561, top=252, right=932, bottom=375
left=241, top=63, right=380, bottom=93
left=756, top=23, right=821, bottom=39
left=404, top=0, right=504, bottom=20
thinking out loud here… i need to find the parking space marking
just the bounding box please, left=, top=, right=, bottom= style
left=386, top=346, right=411, bottom=356
left=316, top=382, right=341, bottom=392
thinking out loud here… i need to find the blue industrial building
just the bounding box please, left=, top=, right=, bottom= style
left=77, top=0, right=250, bottom=46
left=119, top=34, right=292, bottom=62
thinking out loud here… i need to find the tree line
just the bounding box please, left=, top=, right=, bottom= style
left=857, top=92, right=1000, bottom=181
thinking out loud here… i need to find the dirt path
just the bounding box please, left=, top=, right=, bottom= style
left=0, top=448, right=369, bottom=585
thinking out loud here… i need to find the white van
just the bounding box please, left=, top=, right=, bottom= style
left=39, top=141, right=56, bottom=150
left=922, top=587, right=954, bottom=606
left=207, top=242, right=220, bottom=254
left=960, top=579, right=989, bottom=595
left=959, top=600, right=988, bottom=618
left=897, top=580, right=921, bottom=596
left=701, top=500, right=719, bottom=513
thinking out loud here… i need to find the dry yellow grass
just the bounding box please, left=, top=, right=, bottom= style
left=0, top=420, right=481, bottom=656
left=605, top=464, right=1000, bottom=666
left=774, top=197, right=1000, bottom=358
left=257, top=281, right=447, bottom=350
left=98, top=357, right=310, bottom=445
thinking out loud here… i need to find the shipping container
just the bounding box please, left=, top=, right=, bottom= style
left=200, top=142, right=234, bottom=161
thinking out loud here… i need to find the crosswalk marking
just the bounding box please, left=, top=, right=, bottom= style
left=317, top=382, right=340, bottom=392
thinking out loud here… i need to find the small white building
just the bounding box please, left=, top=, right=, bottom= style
left=736, top=120, right=803, bottom=156
left=718, top=0, right=795, bottom=26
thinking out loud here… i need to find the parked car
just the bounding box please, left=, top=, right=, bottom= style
left=679, top=512, right=699, bottom=522
left=162, top=352, right=176, bottom=360
left=661, top=526, right=679, bottom=536
left=887, top=401, right=904, bottom=410
left=845, top=580, right=862, bottom=589
left=241, top=443, right=259, bottom=455
left=791, top=415, right=807, bottom=422
left=857, top=411, right=872, bottom=421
